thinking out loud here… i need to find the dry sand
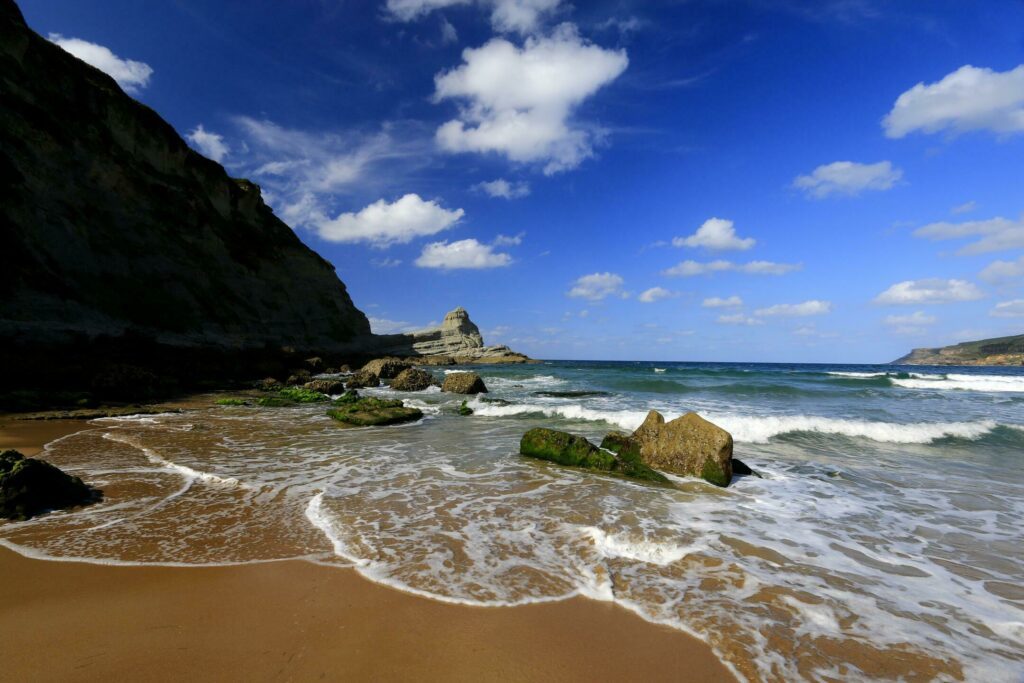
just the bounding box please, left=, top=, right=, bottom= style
left=0, top=417, right=736, bottom=682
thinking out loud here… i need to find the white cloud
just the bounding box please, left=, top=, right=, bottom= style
left=493, top=232, right=525, bottom=246
left=951, top=201, right=976, bottom=215
left=755, top=300, right=832, bottom=317
left=702, top=296, right=743, bottom=308
left=474, top=178, right=531, bottom=198
left=717, top=314, right=763, bottom=326
left=433, top=24, right=628, bottom=174
left=567, top=272, right=624, bottom=300
left=186, top=124, right=229, bottom=162
left=793, top=160, right=902, bottom=198
left=913, top=215, right=1024, bottom=255
left=440, top=16, right=459, bottom=44
left=371, top=257, right=403, bottom=268
left=663, top=260, right=800, bottom=277
left=884, top=311, right=937, bottom=326
left=386, top=0, right=561, bottom=34
left=415, top=238, right=512, bottom=269
left=48, top=34, right=153, bottom=93
left=638, top=287, right=677, bottom=303
left=990, top=300, right=1024, bottom=318
left=369, top=317, right=414, bottom=334
left=883, top=64, right=1024, bottom=138
left=316, top=194, right=463, bottom=247
left=673, top=218, right=755, bottom=251
left=980, top=255, right=1024, bottom=284
left=874, top=278, right=984, bottom=305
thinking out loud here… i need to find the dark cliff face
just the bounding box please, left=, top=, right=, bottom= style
left=0, top=0, right=370, bottom=356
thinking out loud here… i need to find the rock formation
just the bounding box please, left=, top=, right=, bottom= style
left=441, top=372, right=488, bottom=394
left=519, top=428, right=668, bottom=483
left=625, top=411, right=734, bottom=486
left=370, top=308, right=534, bottom=364
left=390, top=368, right=434, bottom=392
left=0, top=449, right=100, bottom=520
left=892, top=333, right=1024, bottom=366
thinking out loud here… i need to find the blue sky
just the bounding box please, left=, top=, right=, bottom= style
left=23, top=0, right=1024, bottom=362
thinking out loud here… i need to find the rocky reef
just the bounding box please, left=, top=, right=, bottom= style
left=893, top=333, right=1024, bottom=366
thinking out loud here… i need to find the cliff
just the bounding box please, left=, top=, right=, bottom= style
left=373, top=308, right=534, bottom=364
left=892, top=333, right=1024, bottom=366
left=0, top=0, right=370, bottom=356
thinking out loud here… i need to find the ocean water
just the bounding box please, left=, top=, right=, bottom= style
left=3, top=361, right=1024, bottom=682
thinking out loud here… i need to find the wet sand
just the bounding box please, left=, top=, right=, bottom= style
left=0, top=416, right=736, bottom=682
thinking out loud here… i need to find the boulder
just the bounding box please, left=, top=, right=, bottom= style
left=345, top=369, right=380, bottom=389
left=598, top=432, right=669, bottom=483
left=304, top=378, right=346, bottom=395
left=254, top=377, right=282, bottom=392
left=390, top=368, right=434, bottom=392
left=360, top=357, right=413, bottom=379
left=327, top=397, right=423, bottom=427
left=628, top=411, right=733, bottom=487
left=285, top=369, right=312, bottom=386
left=338, top=365, right=352, bottom=373
left=0, top=450, right=99, bottom=520
left=519, top=428, right=668, bottom=483
left=441, top=372, right=488, bottom=394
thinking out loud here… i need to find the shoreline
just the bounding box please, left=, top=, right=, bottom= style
left=0, top=416, right=736, bottom=682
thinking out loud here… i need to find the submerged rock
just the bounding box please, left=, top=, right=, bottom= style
left=628, top=411, right=734, bottom=487
left=731, top=458, right=762, bottom=478
left=360, top=358, right=413, bottom=380
left=304, top=378, right=345, bottom=395
left=326, top=396, right=423, bottom=427
left=285, top=369, right=312, bottom=386
left=0, top=450, right=99, bottom=520
left=458, top=400, right=473, bottom=416
left=520, top=428, right=668, bottom=483
left=345, top=369, right=380, bottom=389
left=390, top=368, right=434, bottom=392
left=441, top=372, right=488, bottom=394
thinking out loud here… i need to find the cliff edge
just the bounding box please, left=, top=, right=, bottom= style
left=892, top=333, right=1024, bottom=366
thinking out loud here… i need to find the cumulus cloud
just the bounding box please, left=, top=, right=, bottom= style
left=980, top=255, right=1024, bottom=284
left=951, top=201, right=977, bottom=215
left=415, top=238, right=512, bottom=269
left=369, top=317, right=415, bottom=334
left=702, top=296, right=743, bottom=308
left=492, top=232, right=525, bottom=246
left=386, top=0, right=561, bottom=34
left=717, top=314, right=763, bottom=326
left=474, top=178, right=531, bottom=198
left=883, top=64, right=1024, bottom=138
left=662, top=260, right=801, bottom=277
left=874, top=278, right=984, bottom=305
left=567, top=272, right=625, bottom=300
left=913, top=214, right=1024, bottom=255
left=433, top=24, right=628, bottom=174
left=990, top=300, right=1024, bottom=318
left=754, top=300, right=832, bottom=317
left=672, top=218, right=755, bottom=251
left=48, top=34, right=153, bottom=93
left=186, top=124, right=229, bottom=162
left=793, top=161, right=902, bottom=199
left=884, top=311, right=936, bottom=335
left=638, top=287, right=677, bottom=303
left=316, top=194, right=463, bottom=247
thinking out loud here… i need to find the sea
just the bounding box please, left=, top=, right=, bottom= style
left=3, top=361, right=1023, bottom=682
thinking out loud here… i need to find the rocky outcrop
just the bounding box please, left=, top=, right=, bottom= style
left=304, top=378, right=345, bottom=395
left=360, top=358, right=413, bottom=379
left=345, top=369, right=380, bottom=389
left=368, top=308, right=534, bottom=364
left=0, top=1, right=369, bottom=394
left=390, top=368, right=434, bottom=392
left=626, top=411, right=734, bottom=486
left=442, top=372, right=488, bottom=394
left=519, top=428, right=667, bottom=483
left=893, top=333, right=1024, bottom=366
left=0, top=449, right=99, bottom=520
left=326, top=394, right=422, bottom=427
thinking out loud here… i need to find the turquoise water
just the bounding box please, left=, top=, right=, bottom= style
left=3, top=360, right=1023, bottom=681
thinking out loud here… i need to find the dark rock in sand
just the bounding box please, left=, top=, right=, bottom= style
left=326, top=396, right=422, bottom=427
left=345, top=369, right=380, bottom=389
left=441, top=372, right=488, bottom=395
left=360, top=358, right=413, bottom=380
left=304, top=378, right=345, bottom=395
left=628, top=411, right=733, bottom=487
left=0, top=449, right=99, bottom=520
left=731, top=458, right=762, bottom=478
left=390, top=368, right=434, bottom=392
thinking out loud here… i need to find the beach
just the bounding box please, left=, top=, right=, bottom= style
left=0, top=416, right=734, bottom=683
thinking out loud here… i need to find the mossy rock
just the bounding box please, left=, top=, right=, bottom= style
left=278, top=386, right=330, bottom=403
left=599, top=433, right=669, bottom=484
left=458, top=400, right=473, bottom=416
left=215, top=397, right=247, bottom=406
left=326, top=396, right=423, bottom=427
left=520, top=428, right=616, bottom=471
left=0, top=450, right=100, bottom=520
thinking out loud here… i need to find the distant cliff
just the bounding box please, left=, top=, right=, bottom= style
left=0, top=0, right=370, bottom=355
left=892, top=334, right=1024, bottom=366
left=373, top=308, right=534, bottom=364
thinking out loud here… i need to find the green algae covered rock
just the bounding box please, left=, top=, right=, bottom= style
left=0, top=450, right=99, bottom=520
left=628, top=411, right=734, bottom=487
left=215, top=397, right=247, bottom=406
left=520, top=428, right=617, bottom=471
left=326, top=397, right=423, bottom=427
left=458, top=400, right=474, bottom=416
left=598, top=432, right=669, bottom=484
left=256, top=386, right=330, bottom=407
